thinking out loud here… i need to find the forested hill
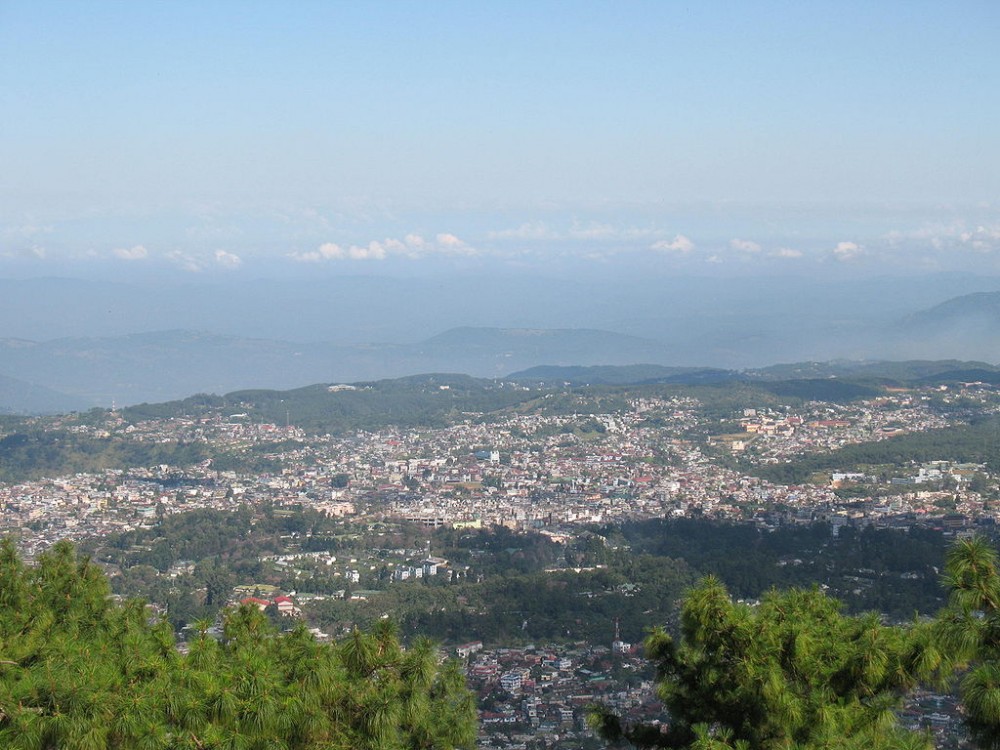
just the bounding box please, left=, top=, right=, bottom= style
left=510, top=359, right=1000, bottom=386
left=120, top=373, right=873, bottom=437
left=506, top=364, right=740, bottom=385
left=120, top=359, right=1000, bottom=433
left=123, top=374, right=541, bottom=433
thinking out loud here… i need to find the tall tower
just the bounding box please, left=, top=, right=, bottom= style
left=612, top=617, right=627, bottom=653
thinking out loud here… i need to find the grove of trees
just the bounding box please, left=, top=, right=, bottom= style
left=0, top=540, right=476, bottom=750
left=591, top=536, right=1000, bottom=750
left=15, top=531, right=1000, bottom=749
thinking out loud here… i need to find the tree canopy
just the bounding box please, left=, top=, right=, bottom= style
left=937, top=536, right=1000, bottom=750
left=591, top=577, right=944, bottom=750
left=0, top=540, right=476, bottom=750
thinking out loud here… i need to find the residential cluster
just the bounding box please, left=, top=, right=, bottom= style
left=3, top=385, right=999, bottom=562
left=1, top=382, right=998, bottom=748
left=461, top=636, right=663, bottom=750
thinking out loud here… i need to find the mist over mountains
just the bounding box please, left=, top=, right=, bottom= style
left=1, top=273, right=999, bottom=413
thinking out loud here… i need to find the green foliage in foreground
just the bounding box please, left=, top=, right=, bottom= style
left=591, top=578, right=947, bottom=750
left=938, top=537, right=1000, bottom=750
left=593, top=536, right=1000, bottom=750
left=0, top=540, right=476, bottom=750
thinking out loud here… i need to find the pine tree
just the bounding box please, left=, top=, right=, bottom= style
left=937, top=536, right=1000, bottom=750
left=0, top=540, right=477, bottom=749
left=590, top=576, right=942, bottom=750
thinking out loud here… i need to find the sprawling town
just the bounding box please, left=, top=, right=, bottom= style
left=5, top=382, right=996, bottom=551
left=1, top=377, right=996, bottom=748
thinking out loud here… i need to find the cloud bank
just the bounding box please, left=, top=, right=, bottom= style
left=650, top=235, right=695, bottom=254
left=113, top=245, right=149, bottom=261
left=291, top=232, right=479, bottom=262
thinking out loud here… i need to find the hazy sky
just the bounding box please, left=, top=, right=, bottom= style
left=2, top=1, right=999, bottom=280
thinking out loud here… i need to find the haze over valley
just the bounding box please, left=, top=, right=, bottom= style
left=1, top=272, right=1000, bottom=411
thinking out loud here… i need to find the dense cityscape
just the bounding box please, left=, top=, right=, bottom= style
left=1, top=374, right=997, bottom=747
left=6, top=380, right=996, bottom=553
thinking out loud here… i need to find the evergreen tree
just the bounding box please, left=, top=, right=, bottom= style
left=937, top=536, right=1000, bottom=750
left=590, top=576, right=942, bottom=750
left=0, top=540, right=476, bottom=749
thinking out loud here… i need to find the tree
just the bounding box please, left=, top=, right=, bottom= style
left=0, top=539, right=477, bottom=749
left=937, top=536, right=1000, bottom=749
left=481, top=474, right=503, bottom=490
left=590, top=576, right=942, bottom=750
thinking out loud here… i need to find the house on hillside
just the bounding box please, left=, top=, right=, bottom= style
left=240, top=597, right=271, bottom=611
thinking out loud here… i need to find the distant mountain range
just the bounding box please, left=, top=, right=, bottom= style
left=0, top=373, right=89, bottom=415
left=890, top=291, right=1000, bottom=361
left=0, top=327, right=673, bottom=410
left=901, top=290, right=1000, bottom=330
left=2, top=280, right=1000, bottom=414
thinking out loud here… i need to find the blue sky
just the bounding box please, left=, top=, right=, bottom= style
left=1, top=0, right=998, bottom=279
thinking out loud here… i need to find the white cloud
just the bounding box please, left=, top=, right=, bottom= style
left=292, top=232, right=479, bottom=262
left=214, top=249, right=242, bottom=269
left=831, top=241, right=863, bottom=262
left=886, top=222, right=966, bottom=250
left=435, top=233, right=479, bottom=256
left=962, top=225, right=1000, bottom=253
left=166, top=250, right=203, bottom=272
left=113, top=244, right=148, bottom=261
left=771, top=247, right=803, bottom=259
left=650, top=235, right=695, bottom=254
left=730, top=238, right=762, bottom=253
left=319, top=242, right=345, bottom=259
left=348, top=241, right=388, bottom=261
left=293, top=242, right=346, bottom=262
left=885, top=222, right=1000, bottom=253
